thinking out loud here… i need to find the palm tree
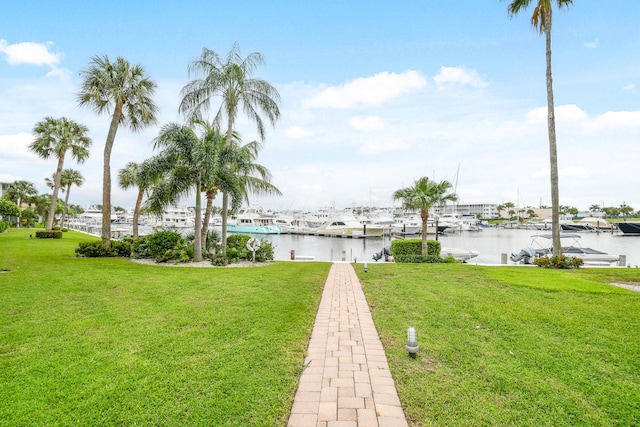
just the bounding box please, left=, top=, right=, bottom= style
left=179, top=43, right=281, bottom=252
left=4, top=180, right=37, bottom=228
left=45, top=169, right=83, bottom=228
left=392, top=177, right=458, bottom=256
left=78, top=55, right=158, bottom=245
left=118, top=161, right=156, bottom=238
left=30, top=117, right=91, bottom=230
left=507, top=0, right=574, bottom=257
left=144, top=123, right=224, bottom=262
left=59, top=169, right=84, bottom=229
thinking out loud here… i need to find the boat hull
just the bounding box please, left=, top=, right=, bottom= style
left=616, top=222, right=640, bottom=235
left=227, top=224, right=282, bottom=234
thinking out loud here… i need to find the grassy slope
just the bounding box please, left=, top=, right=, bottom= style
left=0, top=228, right=331, bottom=426
left=356, top=263, right=640, bottom=426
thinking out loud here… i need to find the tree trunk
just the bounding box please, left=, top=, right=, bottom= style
left=421, top=210, right=429, bottom=256
left=133, top=189, right=144, bottom=238
left=544, top=9, right=561, bottom=257
left=61, top=184, right=71, bottom=229
left=46, top=155, right=65, bottom=231
left=102, top=105, right=122, bottom=246
left=193, top=182, right=203, bottom=262
left=221, top=115, right=235, bottom=254
left=200, top=192, right=215, bottom=250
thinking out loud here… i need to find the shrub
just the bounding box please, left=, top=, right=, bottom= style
left=130, top=236, right=152, bottom=259
left=391, top=238, right=441, bottom=261
left=156, top=240, right=193, bottom=264
left=76, top=240, right=131, bottom=257
left=35, top=230, right=62, bottom=239
left=211, top=254, right=230, bottom=266
left=145, top=230, right=183, bottom=259
left=394, top=254, right=444, bottom=263
left=534, top=255, right=584, bottom=269
left=0, top=221, right=8, bottom=233
left=224, top=234, right=274, bottom=262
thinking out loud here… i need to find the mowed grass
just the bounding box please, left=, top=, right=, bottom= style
left=0, top=228, right=330, bottom=426
left=355, top=262, right=640, bottom=426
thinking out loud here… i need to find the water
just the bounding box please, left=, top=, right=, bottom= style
left=73, top=224, right=640, bottom=267
left=259, top=228, right=640, bottom=267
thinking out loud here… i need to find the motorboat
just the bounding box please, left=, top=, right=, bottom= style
left=227, top=205, right=282, bottom=234
left=561, top=217, right=611, bottom=232
left=315, top=214, right=385, bottom=237
left=392, top=217, right=421, bottom=235
left=616, top=221, right=640, bottom=235
left=440, top=247, right=479, bottom=262
left=529, top=233, right=620, bottom=266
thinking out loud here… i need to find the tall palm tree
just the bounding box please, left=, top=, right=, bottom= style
left=4, top=180, right=37, bottom=228
left=507, top=0, right=574, bottom=256
left=144, top=123, right=224, bottom=262
left=393, top=177, right=458, bottom=256
left=118, top=161, right=156, bottom=238
left=179, top=43, right=281, bottom=252
left=78, top=55, right=158, bottom=245
left=30, top=117, right=91, bottom=230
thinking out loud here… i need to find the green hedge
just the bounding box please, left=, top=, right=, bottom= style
left=391, top=238, right=443, bottom=263
left=35, top=230, right=63, bottom=239
left=76, top=240, right=131, bottom=257
left=0, top=221, right=8, bottom=233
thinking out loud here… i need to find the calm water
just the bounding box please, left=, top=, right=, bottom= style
left=258, top=228, right=640, bottom=267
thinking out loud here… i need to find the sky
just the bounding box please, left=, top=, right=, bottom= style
left=1, top=0, right=639, bottom=214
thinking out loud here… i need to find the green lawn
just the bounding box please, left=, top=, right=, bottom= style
left=3, top=228, right=640, bottom=426
left=0, top=228, right=330, bottom=426
left=356, top=262, right=640, bottom=426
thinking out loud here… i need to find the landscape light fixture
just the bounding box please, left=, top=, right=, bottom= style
left=406, top=326, right=419, bottom=358
left=364, top=262, right=368, bottom=273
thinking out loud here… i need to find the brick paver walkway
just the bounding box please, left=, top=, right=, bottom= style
left=287, top=263, right=409, bottom=427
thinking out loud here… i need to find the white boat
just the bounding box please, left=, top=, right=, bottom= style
left=440, top=247, right=479, bottom=262
left=529, top=233, right=620, bottom=266
left=154, top=206, right=195, bottom=229
left=227, top=205, right=282, bottom=234
left=316, top=214, right=385, bottom=237
left=437, top=213, right=480, bottom=232
left=392, top=217, right=421, bottom=235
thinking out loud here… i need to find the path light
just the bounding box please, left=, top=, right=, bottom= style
left=364, top=262, right=368, bottom=273
left=406, top=326, right=418, bottom=358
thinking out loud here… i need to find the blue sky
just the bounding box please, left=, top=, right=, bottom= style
left=1, top=0, right=639, bottom=213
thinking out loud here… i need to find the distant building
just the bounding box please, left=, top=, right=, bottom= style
left=0, top=181, right=12, bottom=199
left=432, top=203, right=500, bottom=219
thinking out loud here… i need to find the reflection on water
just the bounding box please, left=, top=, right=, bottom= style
left=259, top=228, right=640, bottom=267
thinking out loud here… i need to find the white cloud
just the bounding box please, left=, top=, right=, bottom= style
left=0, top=132, right=34, bottom=159
left=302, top=70, right=427, bottom=109
left=0, top=39, right=61, bottom=67
left=624, top=84, right=636, bottom=91
left=525, top=104, right=588, bottom=124
left=433, top=66, right=488, bottom=90
left=349, top=116, right=387, bottom=131
left=284, top=126, right=311, bottom=138
left=584, top=39, right=598, bottom=49
left=584, top=111, right=640, bottom=131
left=360, top=138, right=409, bottom=155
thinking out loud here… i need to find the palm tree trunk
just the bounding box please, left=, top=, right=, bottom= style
left=200, top=193, right=214, bottom=249
left=46, top=156, right=65, bottom=230
left=102, top=105, right=122, bottom=246
left=133, top=189, right=144, bottom=239
left=545, top=9, right=561, bottom=257
left=221, top=116, right=235, bottom=254
left=193, top=182, right=203, bottom=262
left=421, top=210, right=429, bottom=256
left=61, top=184, right=71, bottom=229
